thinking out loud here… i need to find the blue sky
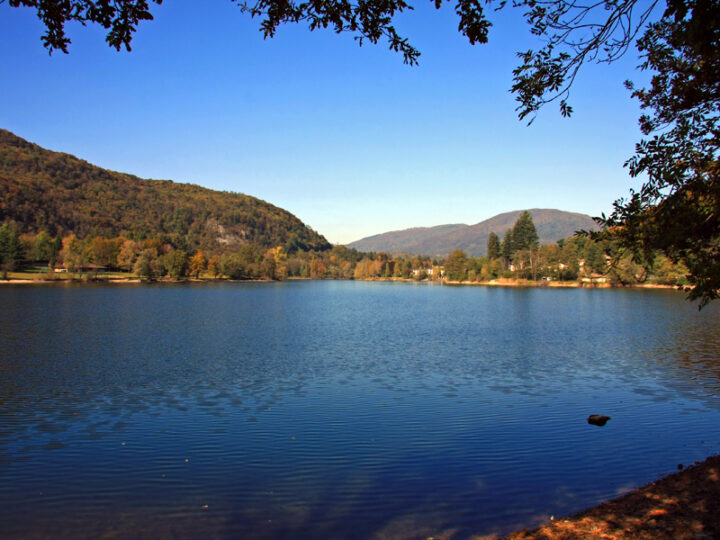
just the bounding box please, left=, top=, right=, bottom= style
left=1, top=0, right=651, bottom=244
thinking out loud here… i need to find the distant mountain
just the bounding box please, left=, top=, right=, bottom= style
left=347, top=209, right=599, bottom=257
left=0, top=129, right=330, bottom=252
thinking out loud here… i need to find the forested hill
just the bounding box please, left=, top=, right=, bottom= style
left=347, top=209, right=599, bottom=256
left=0, top=129, right=330, bottom=252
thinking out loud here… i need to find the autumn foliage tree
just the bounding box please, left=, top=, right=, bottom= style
left=189, top=250, right=208, bottom=278
left=88, top=237, right=123, bottom=268
left=60, top=234, right=84, bottom=272
left=207, top=255, right=221, bottom=278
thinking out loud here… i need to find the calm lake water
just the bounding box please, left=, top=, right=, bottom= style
left=1, top=281, right=719, bottom=539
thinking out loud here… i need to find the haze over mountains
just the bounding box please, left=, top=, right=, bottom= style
left=347, top=209, right=600, bottom=257
left=0, top=129, right=330, bottom=252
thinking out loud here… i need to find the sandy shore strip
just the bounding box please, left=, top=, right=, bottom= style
left=0, top=278, right=142, bottom=284
left=501, top=454, right=720, bottom=540
left=2, top=277, right=680, bottom=290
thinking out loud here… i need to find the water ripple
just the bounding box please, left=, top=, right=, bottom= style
left=0, top=283, right=719, bottom=539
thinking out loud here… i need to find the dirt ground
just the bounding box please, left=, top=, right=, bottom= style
left=501, top=455, right=720, bottom=540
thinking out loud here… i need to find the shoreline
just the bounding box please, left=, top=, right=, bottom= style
left=0, top=276, right=681, bottom=291
left=442, top=278, right=678, bottom=290
left=502, top=454, right=720, bottom=540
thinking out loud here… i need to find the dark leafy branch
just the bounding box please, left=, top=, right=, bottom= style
left=511, top=0, right=661, bottom=122
left=596, top=0, right=720, bottom=307
left=4, top=0, right=161, bottom=53
left=233, top=0, right=494, bottom=65
left=237, top=0, right=423, bottom=64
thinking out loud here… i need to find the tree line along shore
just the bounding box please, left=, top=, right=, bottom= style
left=0, top=211, right=690, bottom=289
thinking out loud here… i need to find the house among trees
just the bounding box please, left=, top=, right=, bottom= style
left=80, top=263, right=107, bottom=272
left=55, top=263, right=107, bottom=273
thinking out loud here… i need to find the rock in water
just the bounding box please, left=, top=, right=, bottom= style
left=587, top=414, right=611, bottom=426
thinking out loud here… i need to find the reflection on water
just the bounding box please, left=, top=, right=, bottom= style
left=1, top=282, right=719, bottom=539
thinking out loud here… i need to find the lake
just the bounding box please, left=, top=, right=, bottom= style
left=1, top=281, right=719, bottom=539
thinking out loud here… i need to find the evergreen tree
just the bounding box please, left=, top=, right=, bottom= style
left=0, top=223, right=23, bottom=277
left=501, top=229, right=514, bottom=260
left=487, top=232, right=500, bottom=259
left=511, top=211, right=539, bottom=251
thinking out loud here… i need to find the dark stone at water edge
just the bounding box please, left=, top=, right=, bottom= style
left=588, top=414, right=611, bottom=426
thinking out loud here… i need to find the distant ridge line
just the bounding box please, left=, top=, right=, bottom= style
left=346, top=209, right=599, bottom=257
